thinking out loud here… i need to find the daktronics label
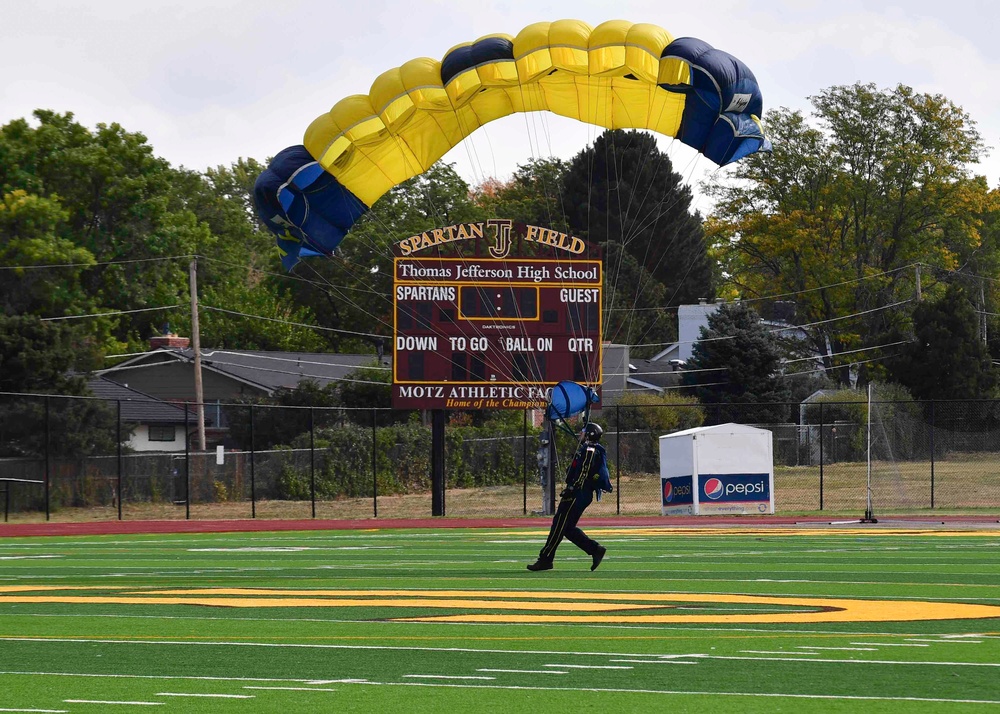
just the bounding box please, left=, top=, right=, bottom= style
left=700, top=474, right=770, bottom=502
left=661, top=476, right=693, bottom=506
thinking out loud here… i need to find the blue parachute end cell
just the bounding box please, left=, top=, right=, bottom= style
left=663, top=37, right=765, bottom=166
left=546, top=381, right=600, bottom=421
left=254, top=145, right=369, bottom=270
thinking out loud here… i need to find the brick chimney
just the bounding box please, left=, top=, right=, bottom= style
left=150, top=333, right=190, bottom=350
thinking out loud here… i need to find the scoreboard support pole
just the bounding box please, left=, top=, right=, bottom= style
left=541, top=419, right=557, bottom=516
left=431, top=409, right=446, bottom=517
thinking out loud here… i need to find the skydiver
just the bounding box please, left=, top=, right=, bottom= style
left=527, top=422, right=612, bottom=572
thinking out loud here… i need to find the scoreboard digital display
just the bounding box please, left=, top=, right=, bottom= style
left=392, top=256, right=602, bottom=409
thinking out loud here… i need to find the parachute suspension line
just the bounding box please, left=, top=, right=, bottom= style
left=509, top=79, right=574, bottom=388
left=294, top=168, right=506, bottom=382
left=604, top=123, right=693, bottom=352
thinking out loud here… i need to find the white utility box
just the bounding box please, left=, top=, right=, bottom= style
left=659, top=423, right=775, bottom=515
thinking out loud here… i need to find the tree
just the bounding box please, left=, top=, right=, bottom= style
left=0, top=315, right=117, bottom=457
left=0, top=111, right=328, bottom=355
left=888, top=285, right=998, bottom=401
left=0, top=190, right=96, bottom=318
left=680, top=302, right=792, bottom=424
left=561, top=130, right=714, bottom=305
left=707, top=83, right=992, bottom=384
left=608, top=391, right=704, bottom=465
left=224, top=380, right=342, bottom=451
left=336, top=364, right=408, bottom=427
left=473, top=157, right=570, bottom=232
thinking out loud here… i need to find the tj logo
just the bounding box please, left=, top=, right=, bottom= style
left=487, top=219, right=513, bottom=259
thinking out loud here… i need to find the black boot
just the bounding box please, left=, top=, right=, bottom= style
left=590, top=546, right=607, bottom=571
left=527, top=559, right=553, bottom=571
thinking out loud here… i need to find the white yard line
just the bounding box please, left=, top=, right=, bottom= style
left=0, top=556, right=62, bottom=560
left=850, top=642, right=929, bottom=647
left=543, top=664, right=632, bottom=670
left=797, top=647, right=878, bottom=652
left=154, top=693, right=254, bottom=698
left=402, top=675, right=495, bottom=680
left=740, top=651, right=819, bottom=656
left=3, top=638, right=997, bottom=670
left=711, top=655, right=1000, bottom=667
left=243, top=686, right=337, bottom=692
left=0, top=709, right=68, bottom=713
left=477, top=669, right=567, bottom=675
left=609, top=659, right=699, bottom=665
left=234, top=679, right=1000, bottom=705
left=63, top=701, right=162, bottom=707
left=906, top=639, right=983, bottom=644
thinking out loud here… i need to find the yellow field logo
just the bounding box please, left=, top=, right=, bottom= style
left=3, top=586, right=1000, bottom=624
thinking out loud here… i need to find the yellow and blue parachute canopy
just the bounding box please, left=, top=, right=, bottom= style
left=254, top=19, right=771, bottom=269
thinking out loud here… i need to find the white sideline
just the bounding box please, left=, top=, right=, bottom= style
left=2, top=639, right=999, bottom=667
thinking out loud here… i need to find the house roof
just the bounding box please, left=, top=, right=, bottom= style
left=99, top=348, right=390, bottom=394
left=86, top=377, right=206, bottom=424
left=627, top=359, right=682, bottom=391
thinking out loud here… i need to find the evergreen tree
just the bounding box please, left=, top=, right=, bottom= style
left=681, top=302, right=792, bottom=424
left=561, top=130, right=714, bottom=305
left=889, top=284, right=998, bottom=401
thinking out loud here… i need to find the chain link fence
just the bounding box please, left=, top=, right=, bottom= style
left=3, top=392, right=1000, bottom=522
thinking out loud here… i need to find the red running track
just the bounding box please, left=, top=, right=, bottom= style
left=1, top=514, right=997, bottom=537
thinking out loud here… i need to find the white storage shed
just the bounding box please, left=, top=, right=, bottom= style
left=659, top=423, right=775, bottom=515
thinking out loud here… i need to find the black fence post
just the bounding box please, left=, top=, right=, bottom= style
left=372, top=408, right=378, bottom=518
left=117, top=399, right=123, bottom=521
left=309, top=407, right=316, bottom=519
left=44, top=396, right=50, bottom=521
left=819, top=402, right=824, bottom=511
left=522, top=409, right=528, bottom=516
left=615, top=404, right=621, bottom=515
left=249, top=404, right=256, bottom=519
left=431, top=409, right=445, bottom=517
left=184, top=404, right=190, bottom=520
left=929, top=401, right=936, bottom=509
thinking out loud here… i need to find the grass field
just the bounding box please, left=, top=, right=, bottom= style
left=2, top=524, right=1000, bottom=712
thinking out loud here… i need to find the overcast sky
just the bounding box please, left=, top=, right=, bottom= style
left=3, top=0, right=998, bottom=214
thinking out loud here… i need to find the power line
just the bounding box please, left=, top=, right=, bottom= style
left=199, top=304, right=383, bottom=339
left=39, top=304, right=185, bottom=321
left=0, top=255, right=192, bottom=270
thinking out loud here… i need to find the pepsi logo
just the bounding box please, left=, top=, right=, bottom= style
left=663, top=481, right=674, bottom=502
left=703, top=477, right=724, bottom=500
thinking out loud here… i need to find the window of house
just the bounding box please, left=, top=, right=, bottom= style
left=148, top=425, right=177, bottom=442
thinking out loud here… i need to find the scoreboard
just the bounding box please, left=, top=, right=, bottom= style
left=393, top=256, right=602, bottom=409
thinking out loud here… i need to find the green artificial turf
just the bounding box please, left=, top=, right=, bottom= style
left=0, top=525, right=998, bottom=712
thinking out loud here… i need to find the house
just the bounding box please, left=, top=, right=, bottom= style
left=599, top=343, right=629, bottom=406
left=627, top=298, right=810, bottom=394
left=97, top=334, right=390, bottom=404
left=626, top=299, right=723, bottom=394
left=86, top=376, right=210, bottom=452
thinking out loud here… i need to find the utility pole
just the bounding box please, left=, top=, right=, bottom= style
left=189, top=258, right=207, bottom=451
left=981, top=279, right=988, bottom=345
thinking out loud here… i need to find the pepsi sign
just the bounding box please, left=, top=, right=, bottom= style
left=700, top=473, right=770, bottom=503
left=661, top=475, right=693, bottom=507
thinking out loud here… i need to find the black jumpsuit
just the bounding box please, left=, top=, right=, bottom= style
left=535, top=440, right=609, bottom=564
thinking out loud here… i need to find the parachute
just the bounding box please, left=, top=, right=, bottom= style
left=254, top=19, right=771, bottom=269
left=546, top=380, right=600, bottom=423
